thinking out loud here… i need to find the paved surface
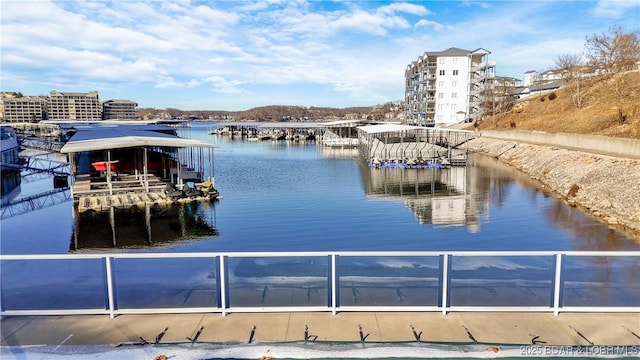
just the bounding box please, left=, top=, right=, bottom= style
left=2, top=312, right=639, bottom=347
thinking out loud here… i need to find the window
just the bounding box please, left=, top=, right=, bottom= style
left=438, top=92, right=444, bottom=99
left=453, top=70, right=459, bottom=75
left=452, top=58, right=458, bottom=64
left=439, top=58, right=445, bottom=64
left=452, top=92, right=457, bottom=99
left=438, top=81, right=444, bottom=87
left=438, top=104, right=444, bottom=110
left=439, top=70, right=445, bottom=76
left=452, top=81, right=458, bottom=87
left=450, top=104, right=457, bottom=110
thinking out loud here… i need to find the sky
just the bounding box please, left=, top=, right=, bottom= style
left=1, top=0, right=639, bottom=111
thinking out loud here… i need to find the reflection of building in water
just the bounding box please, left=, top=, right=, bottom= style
left=361, top=163, right=487, bottom=231
left=70, top=202, right=218, bottom=251
left=320, top=146, right=358, bottom=159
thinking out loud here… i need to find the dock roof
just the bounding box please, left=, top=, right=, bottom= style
left=60, top=125, right=218, bottom=153
left=356, top=124, right=425, bottom=134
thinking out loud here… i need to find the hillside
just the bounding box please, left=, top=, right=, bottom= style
left=477, top=71, right=640, bottom=139
left=138, top=104, right=390, bottom=122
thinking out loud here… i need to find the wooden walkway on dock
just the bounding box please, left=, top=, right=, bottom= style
left=73, top=173, right=167, bottom=197
left=72, top=173, right=215, bottom=212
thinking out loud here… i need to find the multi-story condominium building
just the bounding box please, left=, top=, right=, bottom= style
left=0, top=94, right=46, bottom=123
left=47, top=90, right=102, bottom=120
left=102, top=99, right=139, bottom=120
left=405, top=47, right=495, bottom=126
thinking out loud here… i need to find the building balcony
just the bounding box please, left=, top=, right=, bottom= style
left=471, top=61, right=496, bottom=71
left=469, top=88, right=483, bottom=96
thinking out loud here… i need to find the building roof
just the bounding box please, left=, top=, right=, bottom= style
left=49, top=90, right=99, bottom=97
left=1, top=96, right=45, bottom=103
left=60, top=125, right=219, bottom=153
left=103, top=99, right=137, bottom=104
left=357, top=124, right=426, bottom=134
left=529, top=80, right=564, bottom=92
left=471, top=48, right=491, bottom=55
left=424, top=47, right=471, bottom=57
left=358, top=124, right=474, bottom=134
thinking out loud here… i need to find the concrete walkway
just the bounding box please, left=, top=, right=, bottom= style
left=2, top=312, right=639, bottom=347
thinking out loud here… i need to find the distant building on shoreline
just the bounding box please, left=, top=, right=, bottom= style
left=47, top=90, right=102, bottom=121
left=0, top=94, right=46, bottom=123
left=102, top=99, right=139, bottom=120
left=0, top=90, right=139, bottom=123
left=405, top=47, right=495, bottom=127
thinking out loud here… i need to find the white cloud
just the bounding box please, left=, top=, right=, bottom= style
left=378, top=2, right=432, bottom=16
left=414, top=19, right=445, bottom=31
left=204, top=76, right=246, bottom=94
left=592, top=0, right=640, bottom=18
left=1, top=0, right=632, bottom=109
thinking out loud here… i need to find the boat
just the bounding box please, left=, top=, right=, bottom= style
left=1, top=125, right=22, bottom=195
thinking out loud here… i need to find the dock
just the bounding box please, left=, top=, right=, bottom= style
left=73, top=173, right=220, bottom=212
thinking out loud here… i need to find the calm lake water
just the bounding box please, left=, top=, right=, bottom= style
left=1, top=123, right=639, bottom=312
left=1, top=123, right=639, bottom=254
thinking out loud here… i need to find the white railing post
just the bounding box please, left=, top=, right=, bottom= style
left=105, top=256, right=115, bottom=319
left=553, top=253, right=563, bottom=316
left=219, top=255, right=227, bottom=316
left=441, top=253, right=449, bottom=316
left=331, top=254, right=337, bottom=315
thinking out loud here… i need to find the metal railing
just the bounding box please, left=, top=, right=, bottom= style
left=1, top=251, right=638, bottom=319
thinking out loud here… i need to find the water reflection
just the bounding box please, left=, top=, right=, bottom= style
left=360, top=161, right=486, bottom=232
left=70, top=202, right=218, bottom=251
left=361, top=153, right=639, bottom=251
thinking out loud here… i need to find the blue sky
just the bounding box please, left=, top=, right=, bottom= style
left=1, top=0, right=639, bottom=111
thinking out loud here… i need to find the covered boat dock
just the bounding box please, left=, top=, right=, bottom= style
left=356, top=124, right=476, bottom=167
left=60, top=124, right=220, bottom=211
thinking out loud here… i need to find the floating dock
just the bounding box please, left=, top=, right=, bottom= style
left=73, top=174, right=220, bottom=212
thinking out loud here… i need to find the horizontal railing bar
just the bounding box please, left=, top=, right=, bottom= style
left=336, top=306, right=441, bottom=312
left=2, top=250, right=639, bottom=261
left=4, top=306, right=639, bottom=317
left=0, top=309, right=109, bottom=316
left=224, top=306, right=331, bottom=313
left=448, top=306, right=555, bottom=312
left=556, top=307, right=640, bottom=313
left=114, top=307, right=223, bottom=315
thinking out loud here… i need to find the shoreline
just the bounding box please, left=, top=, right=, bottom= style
left=466, top=137, right=640, bottom=241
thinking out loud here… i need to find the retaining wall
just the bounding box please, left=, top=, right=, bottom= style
left=479, top=130, right=640, bottom=160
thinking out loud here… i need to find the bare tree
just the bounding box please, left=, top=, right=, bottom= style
left=479, top=80, right=515, bottom=116
left=585, top=26, right=640, bottom=73
left=554, top=53, right=585, bottom=108
left=554, top=53, right=584, bottom=81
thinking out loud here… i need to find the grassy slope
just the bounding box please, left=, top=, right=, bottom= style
left=477, top=71, right=640, bottom=139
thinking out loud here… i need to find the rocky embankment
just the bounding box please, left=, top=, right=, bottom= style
left=466, top=137, right=640, bottom=240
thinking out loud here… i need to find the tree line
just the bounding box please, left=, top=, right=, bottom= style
left=139, top=103, right=399, bottom=122
left=483, top=26, right=639, bottom=117
left=554, top=25, right=639, bottom=110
